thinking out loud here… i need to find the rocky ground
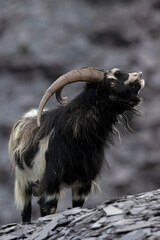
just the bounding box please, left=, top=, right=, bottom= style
left=0, top=0, right=160, bottom=224
left=1, top=189, right=160, bottom=240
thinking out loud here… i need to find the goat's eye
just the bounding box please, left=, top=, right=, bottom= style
left=110, top=81, right=117, bottom=87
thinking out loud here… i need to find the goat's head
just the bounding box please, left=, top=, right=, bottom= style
left=106, top=68, right=145, bottom=94
left=37, top=67, right=145, bottom=126
left=100, top=68, right=145, bottom=111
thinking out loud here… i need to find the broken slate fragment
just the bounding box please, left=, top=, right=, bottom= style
left=90, top=221, right=102, bottom=229
left=130, top=207, right=145, bottom=215
left=122, top=201, right=133, bottom=212
left=104, top=205, right=123, bottom=216
left=119, top=229, right=148, bottom=240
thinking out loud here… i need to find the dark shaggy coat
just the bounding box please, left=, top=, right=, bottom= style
left=9, top=68, right=144, bottom=222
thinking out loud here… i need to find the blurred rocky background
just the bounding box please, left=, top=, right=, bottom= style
left=0, top=0, right=160, bottom=224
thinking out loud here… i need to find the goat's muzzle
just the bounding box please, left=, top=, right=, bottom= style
left=125, top=71, right=145, bottom=90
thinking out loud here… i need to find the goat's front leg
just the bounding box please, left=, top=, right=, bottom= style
left=38, top=192, right=59, bottom=217
left=38, top=178, right=60, bottom=217
left=72, top=182, right=91, bottom=208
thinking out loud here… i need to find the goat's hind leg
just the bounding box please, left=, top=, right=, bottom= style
left=15, top=180, right=32, bottom=223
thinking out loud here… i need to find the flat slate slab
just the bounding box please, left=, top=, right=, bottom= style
left=1, top=189, right=160, bottom=240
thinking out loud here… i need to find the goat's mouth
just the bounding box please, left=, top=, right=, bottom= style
left=135, top=73, right=145, bottom=93
left=137, top=78, right=145, bottom=90
left=125, top=71, right=145, bottom=93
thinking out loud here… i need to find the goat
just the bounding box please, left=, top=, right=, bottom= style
left=8, top=67, right=145, bottom=222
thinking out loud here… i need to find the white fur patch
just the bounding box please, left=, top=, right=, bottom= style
left=14, top=135, right=50, bottom=211
left=124, top=73, right=135, bottom=85
left=46, top=193, right=59, bottom=203
left=14, top=180, right=27, bottom=211
left=23, top=109, right=38, bottom=118
left=107, top=68, right=119, bottom=79
left=23, top=108, right=48, bottom=119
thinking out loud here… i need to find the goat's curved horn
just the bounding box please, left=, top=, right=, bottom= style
left=37, top=67, right=105, bottom=127
left=56, top=87, right=68, bottom=104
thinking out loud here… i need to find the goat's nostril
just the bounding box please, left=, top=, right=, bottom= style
left=132, top=73, right=138, bottom=77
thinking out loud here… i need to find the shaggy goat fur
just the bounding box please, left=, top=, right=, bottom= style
left=9, top=68, right=144, bottom=222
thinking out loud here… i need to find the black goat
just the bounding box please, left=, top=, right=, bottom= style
left=8, top=67, right=145, bottom=222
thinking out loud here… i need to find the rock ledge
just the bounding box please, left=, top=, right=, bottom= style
left=1, top=189, right=160, bottom=240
